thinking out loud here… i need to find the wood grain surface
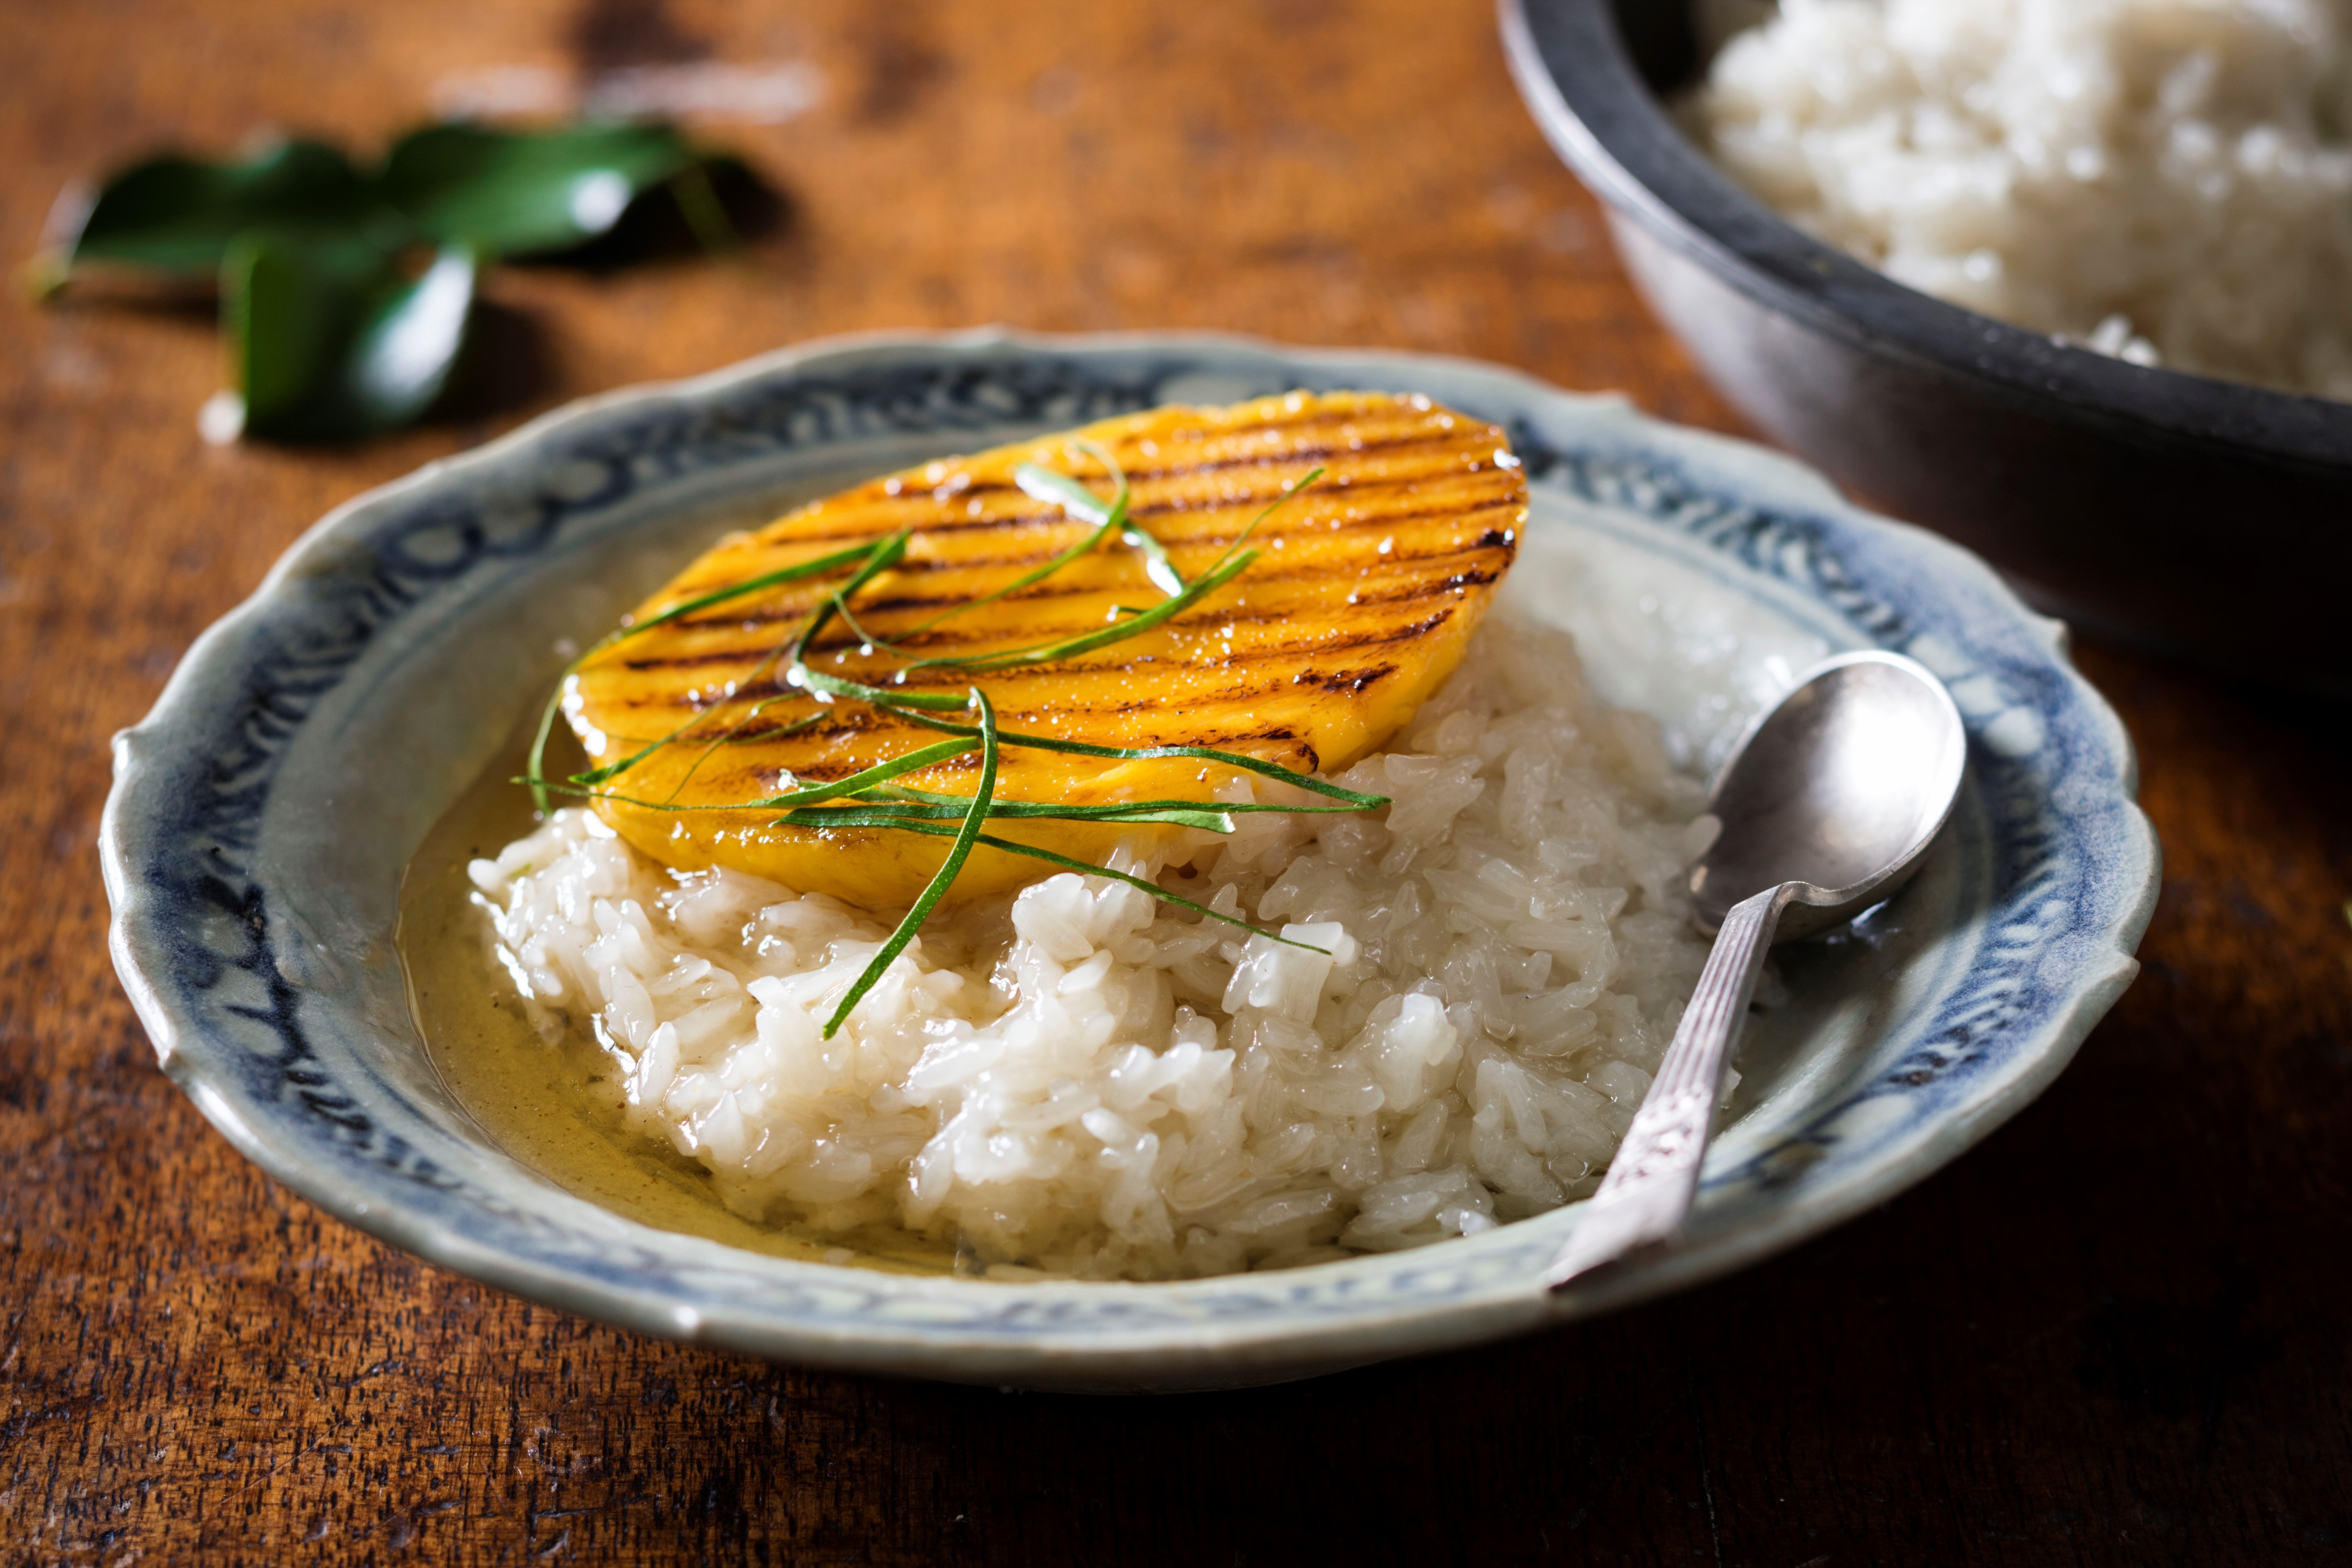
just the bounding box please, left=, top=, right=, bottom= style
left=5, top=0, right=2349, bottom=1563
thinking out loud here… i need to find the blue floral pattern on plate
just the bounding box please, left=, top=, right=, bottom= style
left=101, top=330, right=2156, bottom=1391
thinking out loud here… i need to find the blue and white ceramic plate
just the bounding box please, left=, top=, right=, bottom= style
left=101, top=330, right=2157, bottom=1391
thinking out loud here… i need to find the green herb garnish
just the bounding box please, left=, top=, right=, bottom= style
left=889, top=444, right=1135, bottom=641
left=526, top=536, right=895, bottom=814
left=901, top=547, right=1259, bottom=674
left=526, top=452, right=1385, bottom=1036
left=840, top=819, right=1334, bottom=952
left=822, top=688, right=1001, bottom=1037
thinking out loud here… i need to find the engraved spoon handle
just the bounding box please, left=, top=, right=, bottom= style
left=1543, top=883, right=1790, bottom=1289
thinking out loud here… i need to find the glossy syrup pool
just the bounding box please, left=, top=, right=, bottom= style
left=397, top=714, right=958, bottom=1278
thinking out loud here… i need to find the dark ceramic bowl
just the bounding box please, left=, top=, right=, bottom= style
left=1501, top=0, right=2352, bottom=688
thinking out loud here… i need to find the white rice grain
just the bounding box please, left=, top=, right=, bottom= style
left=470, top=619, right=1713, bottom=1279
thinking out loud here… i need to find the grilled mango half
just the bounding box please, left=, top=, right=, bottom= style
left=565, top=390, right=1526, bottom=908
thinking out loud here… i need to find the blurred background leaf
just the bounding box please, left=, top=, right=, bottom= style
left=66, top=139, right=390, bottom=276
left=39, top=120, right=751, bottom=442
left=379, top=122, right=709, bottom=256
left=223, top=234, right=475, bottom=441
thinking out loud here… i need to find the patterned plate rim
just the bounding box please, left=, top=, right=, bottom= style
left=100, top=328, right=2159, bottom=1388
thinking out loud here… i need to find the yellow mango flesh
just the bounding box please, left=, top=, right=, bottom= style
left=567, top=390, right=1526, bottom=908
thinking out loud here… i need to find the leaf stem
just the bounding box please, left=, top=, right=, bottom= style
left=528, top=536, right=889, bottom=812
left=619, top=539, right=887, bottom=646
left=905, top=547, right=1258, bottom=673
left=883, top=709, right=1390, bottom=807
left=823, top=689, right=999, bottom=1037
left=1209, top=465, right=1326, bottom=576
left=852, top=818, right=1331, bottom=953
left=668, top=162, right=741, bottom=257
left=535, top=451, right=1384, bottom=976
left=891, top=457, right=1130, bottom=640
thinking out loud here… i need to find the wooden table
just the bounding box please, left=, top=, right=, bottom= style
left=7, top=0, right=2349, bottom=1560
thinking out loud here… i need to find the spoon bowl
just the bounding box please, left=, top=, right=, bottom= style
left=1692, top=651, right=1968, bottom=939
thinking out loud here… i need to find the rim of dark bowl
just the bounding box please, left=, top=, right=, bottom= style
left=1500, top=0, right=2352, bottom=475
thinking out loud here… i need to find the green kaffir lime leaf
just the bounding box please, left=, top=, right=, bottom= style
left=67, top=138, right=392, bottom=276
left=377, top=122, right=704, bottom=258
left=223, top=232, right=475, bottom=440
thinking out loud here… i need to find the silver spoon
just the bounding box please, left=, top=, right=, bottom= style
left=1543, top=650, right=1966, bottom=1289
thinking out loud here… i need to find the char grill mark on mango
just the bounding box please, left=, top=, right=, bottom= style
left=567, top=390, right=1526, bottom=908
